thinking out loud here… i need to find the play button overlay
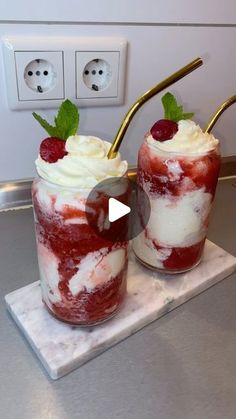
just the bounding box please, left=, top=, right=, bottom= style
left=85, top=176, right=150, bottom=243
left=109, top=198, right=131, bottom=222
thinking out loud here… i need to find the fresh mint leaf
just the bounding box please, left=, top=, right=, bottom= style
left=32, top=99, right=79, bottom=141
left=54, top=99, right=79, bottom=140
left=182, top=112, right=194, bottom=120
left=161, top=92, right=194, bottom=122
left=32, top=112, right=60, bottom=137
left=162, top=93, right=177, bottom=120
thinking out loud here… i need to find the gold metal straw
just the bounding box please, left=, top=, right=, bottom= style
left=204, top=94, right=236, bottom=133
left=107, top=57, right=203, bottom=159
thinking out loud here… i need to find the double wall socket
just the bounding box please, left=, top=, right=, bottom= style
left=2, top=36, right=127, bottom=110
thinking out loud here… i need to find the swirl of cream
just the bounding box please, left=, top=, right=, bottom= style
left=147, top=120, right=219, bottom=154
left=36, top=135, right=128, bottom=187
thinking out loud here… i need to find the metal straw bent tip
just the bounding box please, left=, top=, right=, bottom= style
left=204, top=94, right=236, bottom=133
left=107, top=57, right=203, bottom=160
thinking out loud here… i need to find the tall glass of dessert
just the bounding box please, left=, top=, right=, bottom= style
left=133, top=93, right=221, bottom=273
left=32, top=101, right=128, bottom=325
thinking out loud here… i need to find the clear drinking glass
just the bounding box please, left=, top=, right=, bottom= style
left=132, top=137, right=221, bottom=273
left=32, top=177, right=128, bottom=325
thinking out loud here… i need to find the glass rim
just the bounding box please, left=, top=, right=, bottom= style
left=35, top=170, right=128, bottom=191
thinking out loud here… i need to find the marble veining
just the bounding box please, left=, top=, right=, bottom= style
left=5, top=240, right=236, bottom=380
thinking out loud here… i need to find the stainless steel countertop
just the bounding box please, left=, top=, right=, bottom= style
left=1, top=178, right=236, bottom=419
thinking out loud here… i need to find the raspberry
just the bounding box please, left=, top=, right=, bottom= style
left=40, top=137, right=68, bottom=163
left=150, top=119, right=178, bottom=142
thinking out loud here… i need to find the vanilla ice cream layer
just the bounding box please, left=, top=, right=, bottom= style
left=147, top=120, right=219, bottom=154
left=34, top=181, right=123, bottom=231
left=37, top=242, right=126, bottom=304
left=146, top=188, right=212, bottom=247
left=37, top=242, right=61, bottom=305
left=34, top=179, right=88, bottom=222
left=36, top=135, right=128, bottom=187
left=132, top=233, right=171, bottom=268
left=69, top=247, right=126, bottom=295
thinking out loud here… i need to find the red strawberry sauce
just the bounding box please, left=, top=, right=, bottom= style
left=135, top=141, right=221, bottom=272
left=32, top=180, right=128, bottom=325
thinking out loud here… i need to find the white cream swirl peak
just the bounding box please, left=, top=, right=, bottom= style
left=147, top=120, right=219, bottom=155
left=36, top=135, right=127, bottom=188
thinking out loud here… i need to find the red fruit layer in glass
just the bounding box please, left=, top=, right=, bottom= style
left=32, top=185, right=128, bottom=325
left=138, top=141, right=221, bottom=197
left=153, top=239, right=205, bottom=272
left=51, top=266, right=127, bottom=325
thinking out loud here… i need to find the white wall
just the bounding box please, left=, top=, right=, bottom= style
left=0, top=2, right=236, bottom=182
left=1, top=0, right=236, bottom=24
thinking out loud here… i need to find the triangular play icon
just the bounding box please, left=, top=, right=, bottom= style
left=108, top=197, right=131, bottom=222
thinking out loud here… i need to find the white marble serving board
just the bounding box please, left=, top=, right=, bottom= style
left=5, top=240, right=236, bottom=380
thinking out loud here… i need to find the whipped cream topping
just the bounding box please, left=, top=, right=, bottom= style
left=36, top=135, right=128, bottom=187
left=147, top=120, right=219, bottom=154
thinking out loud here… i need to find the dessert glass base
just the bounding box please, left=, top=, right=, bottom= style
left=43, top=300, right=124, bottom=327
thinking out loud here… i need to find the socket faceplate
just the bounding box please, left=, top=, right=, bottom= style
left=2, top=36, right=127, bottom=109
left=75, top=40, right=127, bottom=106
left=15, top=51, right=64, bottom=101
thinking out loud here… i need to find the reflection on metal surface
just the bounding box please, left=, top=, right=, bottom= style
left=0, top=179, right=32, bottom=210
left=127, top=167, right=137, bottom=182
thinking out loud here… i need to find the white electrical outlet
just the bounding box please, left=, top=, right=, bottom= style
left=2, top=36, right=127, bottom=110
left=82, top=57, right=114, bottom=92
left=15, top=51, right=64, bottom=101
left=76, top=39, right=127, bottom=106
left=2, top=37, right=65, bottom=109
